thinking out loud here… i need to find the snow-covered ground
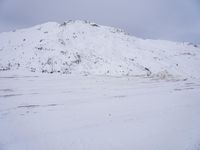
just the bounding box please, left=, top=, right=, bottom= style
left=0, top=71, right=200, bottom=150
left=0, top=20, right=200, bottom=150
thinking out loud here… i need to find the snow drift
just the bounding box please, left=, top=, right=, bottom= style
left=0, top=20, right=200, bottom=78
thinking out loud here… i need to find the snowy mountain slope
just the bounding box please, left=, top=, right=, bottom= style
left=0, top=20, right=200, bottom=78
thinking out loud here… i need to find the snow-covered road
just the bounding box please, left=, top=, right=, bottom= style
left=0, top=72, right=200, bottom=150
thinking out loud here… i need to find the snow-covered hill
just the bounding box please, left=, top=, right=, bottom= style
left=0, top=20, right=200, bottom=78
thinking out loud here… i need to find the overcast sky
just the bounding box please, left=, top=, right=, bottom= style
left=0, top=0, right=200, bottom=43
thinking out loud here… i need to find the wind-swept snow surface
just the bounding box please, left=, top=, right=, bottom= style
left=0, top=20, right=200, bottom=78
left=0, top=72, right=200, bottom=150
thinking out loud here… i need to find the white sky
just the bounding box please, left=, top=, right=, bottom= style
left=0, top=0, right=200, bottom=43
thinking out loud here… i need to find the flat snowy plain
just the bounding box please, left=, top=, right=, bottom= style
left=0, top=71, right=200, bottom=150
